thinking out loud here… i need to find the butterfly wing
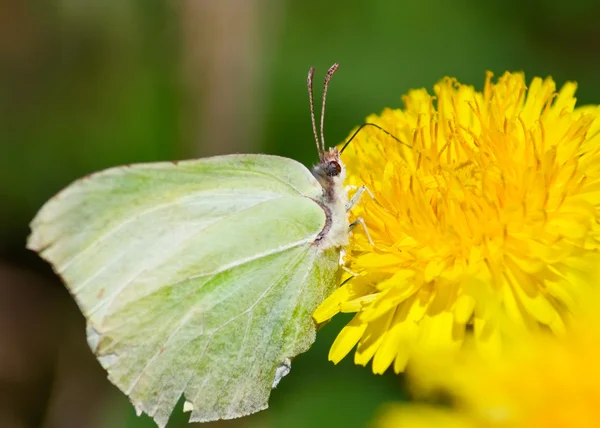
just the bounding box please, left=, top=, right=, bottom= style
left=27, top=154, right=341, bottom=427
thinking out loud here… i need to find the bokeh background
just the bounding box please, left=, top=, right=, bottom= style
left=2, top=1, right=600, bottom=427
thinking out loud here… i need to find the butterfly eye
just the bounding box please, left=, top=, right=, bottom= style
left=326, top=160, right=341, bottom=177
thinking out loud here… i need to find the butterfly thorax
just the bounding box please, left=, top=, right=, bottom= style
left=310, top=147, right=350, bottom=249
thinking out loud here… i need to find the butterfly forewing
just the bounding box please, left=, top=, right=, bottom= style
left=27, top=154, right=341, bottom=427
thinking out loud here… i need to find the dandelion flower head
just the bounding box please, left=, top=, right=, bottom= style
left=314, top=71, right=600, bottom=373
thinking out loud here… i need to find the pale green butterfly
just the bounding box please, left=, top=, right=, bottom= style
left=27, top=64, right=373, bottom=427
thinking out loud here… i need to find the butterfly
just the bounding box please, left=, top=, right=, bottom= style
left=26, top=63, right=372, bottom=427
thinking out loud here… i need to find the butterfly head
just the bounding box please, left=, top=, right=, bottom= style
left=311, top=147, right=346, bottom=205
left=312, top=147, right=343, bottom=181
left=321, top=148, right=342, bottom=177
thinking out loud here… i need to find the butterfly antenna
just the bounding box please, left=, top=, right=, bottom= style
left=307, top=66, right=321, bottom=156
left=340, top=122, right=413, bottom=154
left=320, top=63, right=340, bottom=153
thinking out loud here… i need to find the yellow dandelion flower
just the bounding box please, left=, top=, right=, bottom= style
left=376, top=314, right=600, bottom=428
left=314, top=71, right=600, bottom=373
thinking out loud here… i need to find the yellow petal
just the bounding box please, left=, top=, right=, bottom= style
left=355, top=308, right=395, bottom=367
left=328, top=314, right=367, bottom=364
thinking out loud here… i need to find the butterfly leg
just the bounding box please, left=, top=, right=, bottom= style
left=349, top=217, right=374, bottom=246
left=342, top=265, right=359, bottom=276
left=339, top=249, right=359, bottom=276
left=345, top=185, right=374, bottom=212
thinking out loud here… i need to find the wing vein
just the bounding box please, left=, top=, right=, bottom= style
left=94, top=236, right=315, bottom=324
left=59, top=189, right=281, bottom=273
left=123, top=246, right=311, bottom=397
left=55, top=159, right=318, bottom=272
left=232, top=249, right=317, bottom=409
left=188, top=248, right=312, bottom=408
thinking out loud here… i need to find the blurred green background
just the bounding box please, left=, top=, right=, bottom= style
left=2, top=1, right=600, bottom=427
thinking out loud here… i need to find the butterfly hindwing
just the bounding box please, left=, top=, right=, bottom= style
left=28, top=154, right=341, bottom=427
